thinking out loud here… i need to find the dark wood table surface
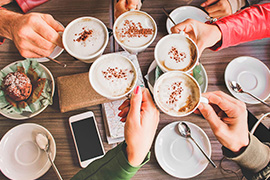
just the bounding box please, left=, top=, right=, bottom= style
left=1, top=0, right=269, bottom=179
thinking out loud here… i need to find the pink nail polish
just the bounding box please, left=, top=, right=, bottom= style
left=134, top=86, right=140, bottom=94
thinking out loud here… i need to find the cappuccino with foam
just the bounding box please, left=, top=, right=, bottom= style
left=113, top=10, right=157, bottom=54
left=63, top=17, right=108, bottom=63
left=155, top=34, right=198, bottom=73
left=89, top=54, right=137, bottom=99
left=154, top=71, right=200, bottom=117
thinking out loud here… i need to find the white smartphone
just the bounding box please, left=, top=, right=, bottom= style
left=69, top=111, right=105, bottom=168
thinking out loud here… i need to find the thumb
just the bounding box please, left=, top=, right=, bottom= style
left=198, top=102, right=223, bottom=132
left=128, top=86, right=142, bottom=124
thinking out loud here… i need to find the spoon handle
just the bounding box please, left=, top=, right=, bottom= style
left=46, top=151, right=63, bottom=180
left=189, top=136, right=217, bottom=168
left=244, top=91, right=270, bottom=108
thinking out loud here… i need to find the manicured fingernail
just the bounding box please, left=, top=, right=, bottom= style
left=134, top=86, right=140, bottom=94
left=118, top=111, right=122, bottom=117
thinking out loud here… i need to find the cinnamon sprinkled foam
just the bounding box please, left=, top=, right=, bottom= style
left=115, top=11, right=155, bottom=48
left=154, top=72, right=200, bottom=116
left=65, top=18, right=106, bottom=57
left=90, top=54, right=137, bottom=97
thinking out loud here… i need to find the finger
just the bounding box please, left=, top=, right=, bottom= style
left=201, top=0, right=218, bottom=7
left=26, top=29, right=56, bottom=54
left=127, top=0, right=140, bottom=10
left=118, top=106, right=130, bottom=118
left=128, top=86, right=143, bottom=124
left=115, top=0, right=127, bottom=18
left=33, top=16, right=63, bottom=48
left=141, top=88, right=156, bottom=109
left=17, top=40, right=53, bottom=58
left=204, top=2, right=220, bottom=13
left=208, top=10, right=225, bottom=18
left=193, top=109, right=202, bottom=115
left=203, top=92, right=241, bottom=117
left=198, top=102, right=223, bottom=131
left=42, top=14, right=64, bottom=48
left=120, top=117, right=126, bottom=122
left=119, top=99, right=130, bottom=110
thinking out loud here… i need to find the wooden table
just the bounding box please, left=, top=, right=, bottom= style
left=0, top=0, right=269, bottom=179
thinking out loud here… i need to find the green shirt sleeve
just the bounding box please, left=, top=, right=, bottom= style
left=71, top=141, right=150, bottom=180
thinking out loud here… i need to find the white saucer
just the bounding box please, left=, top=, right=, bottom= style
left=0, top=60, right=55, bottom=120
left=166, top=6, right=209, bottom=34
left=155, top=121, right=211, bottom=179
left=225, top=56, right=270, bottom=104
left=0, top=123, right=56, bottom=180
left=146, top=60, right=208, bottom=93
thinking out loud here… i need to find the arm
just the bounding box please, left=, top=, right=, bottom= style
left=196, top=91, right=270, bottom=179
left=171, top=3, right=270, bottom=54
left=212, top=3, right=270, bottom=50
left=72, top=86, right=159, bottom=179
left=0, top=8, right=64, bottom=58
left=71, top=142, right=150, bottom=180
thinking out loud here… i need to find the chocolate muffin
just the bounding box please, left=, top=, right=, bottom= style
left=3, top=71, right=32, bottom=101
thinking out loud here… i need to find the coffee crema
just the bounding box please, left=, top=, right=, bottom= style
left=154, top=72, right=200, bottom=116
left=114, top=11, right=156, bottom=48
left=90, top=54, right=137, bottom=98
left=65, top=18, right=106, bottom=57
left=155, top=34, right=198, bottom=72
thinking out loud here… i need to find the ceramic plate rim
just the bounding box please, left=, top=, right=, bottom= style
left=224, top=56, right=270, bottom=104
left=166, top=6, right=208, bottom=34
left=0, top=60, right=55, bottom=120
left=155, top=121, right=211, bottom=178
left=147, top=60, right=208, bottom=93
left=0, top=123, right=56, bottom=180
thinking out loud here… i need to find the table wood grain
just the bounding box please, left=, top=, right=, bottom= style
left=0, top=0, right=269, bottom=179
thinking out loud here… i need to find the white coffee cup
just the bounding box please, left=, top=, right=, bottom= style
left=113, top=10, right=157, bottom=55
left=63, top=17, right=109, bottom=63
left=89, top=53, right=138, bottom=100
left=154, top=33, right=199, bottom=73
left=153, top=71, right=207, bottom=117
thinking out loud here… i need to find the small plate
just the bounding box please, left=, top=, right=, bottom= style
left=166, top=6, right=209, bottom=34
left=35, top=21, right=64, bottom=62
left=155, top=121, right=211, bottom=179
left=146, top=60, right=208, bottom=94
left=225, top=56, right=270, bottom=104
left=0, top=123, right=56, bottom=180
left=0, top=60, right=55, bottom=120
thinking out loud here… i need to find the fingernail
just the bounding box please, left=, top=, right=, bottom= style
left=118, top=111, right=122, bottom=117
left=134, top=86, right=140, bottom=94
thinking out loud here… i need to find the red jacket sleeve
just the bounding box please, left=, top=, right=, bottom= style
left=211, top=3, right=270, bottom=51
left=15, top=0, right=49, bottom=13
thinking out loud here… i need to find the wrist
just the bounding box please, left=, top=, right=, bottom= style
left=0, top=9, right=22, bottom=40
left=126, top=145, right=144, bottom=167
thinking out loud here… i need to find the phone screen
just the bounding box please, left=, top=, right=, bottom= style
left=71, top=117, right=104, bottom=161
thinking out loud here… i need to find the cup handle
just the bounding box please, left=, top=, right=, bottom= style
left=200, top=96, right=209, bottom=104
left=107, top=27, right=113, bottom=37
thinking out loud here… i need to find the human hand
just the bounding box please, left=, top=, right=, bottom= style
left=0, top=0, right=13, bottom=6
left=9, top=12, right=64, bottom=58
left=171, top=19, right=222, bottom=55
left=115, top=0, right=142, bottom=19
left=201, top=0, right=232, bottom=18
left=118, top=86, right=159, bottom=166
left=196, top=91, right=249, bottom=153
